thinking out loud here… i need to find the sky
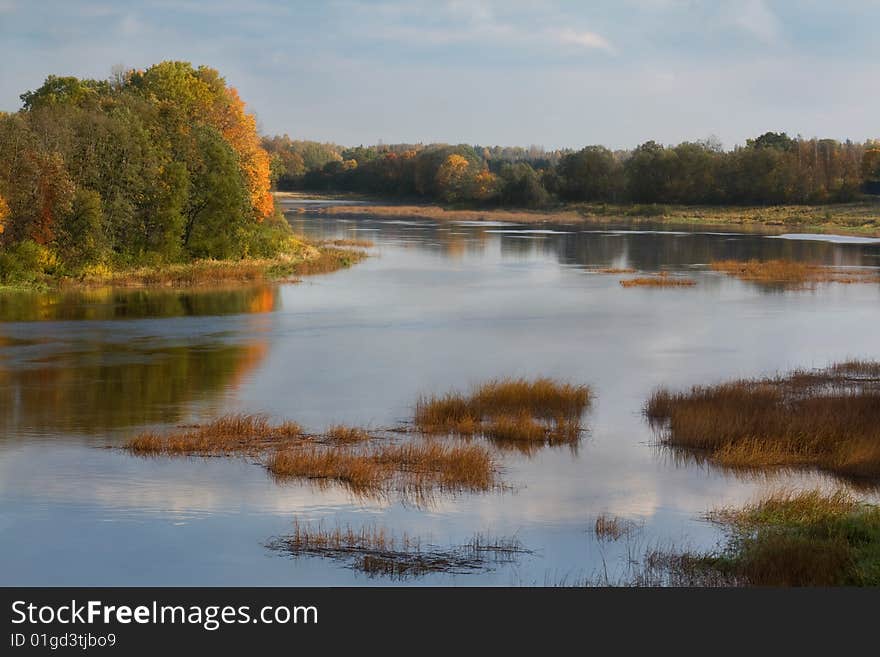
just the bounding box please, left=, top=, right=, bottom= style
left=0, top=0, right=878, bottom=150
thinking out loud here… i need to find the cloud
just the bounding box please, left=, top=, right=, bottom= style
left=554, top=28, right=615, bottom=53
left=726, top=0, right=781, bottom=44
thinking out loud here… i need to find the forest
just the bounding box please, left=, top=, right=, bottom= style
left=264, top=133, right=880, bottom=208
left=2, top=61, right=880, bottom=287
left=0, top=62, right=293, bottom=286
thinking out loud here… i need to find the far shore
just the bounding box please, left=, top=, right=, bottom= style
left=276, top=192, right=880, bottom=237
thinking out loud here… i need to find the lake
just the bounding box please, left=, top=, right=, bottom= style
left=2, top=198, right=879, bottom=585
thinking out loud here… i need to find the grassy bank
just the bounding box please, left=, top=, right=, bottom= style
left=305, top=199, right=880, bottom=236
left=0, top=240, right=368, bottom=292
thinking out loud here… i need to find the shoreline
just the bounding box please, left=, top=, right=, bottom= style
left=286, top=195, right=880, bottom=237
left=0, top=240, right=369, bottom=294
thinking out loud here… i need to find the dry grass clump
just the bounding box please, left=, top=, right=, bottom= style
left=711, top=259, right=880, bottom=288
left=597, top=267, right=637, bottom=274
left=645, top=361, right=880, bottom=480
left=266, top=440, right=496, bottom=495
left=593, top=514, right=640, bottom=541
left=289, top=247, right=366, bottom=276
left=324, top=424, right=372, bottom=443
left=619, top=272, right=697, bottom=288
left=125, top=413, right=303, bottom=455
left=320, top=238, right=375, bottom=248
left=413, top=377, right=591, bottom=448
left=267, top=520, right=528, bottom=579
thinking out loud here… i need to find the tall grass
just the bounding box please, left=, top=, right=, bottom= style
left=413, top=377, right=591, bottom=448
left=266, top=440, right=496, bottom=495
left=619, top=274, right=697, bottom=288
left=703, top=489, right=880, bottom=586
left=125, top=413, right=303, bottom=455
left=711, top=259, right=880, bottom=288
left=645, top=361, right=880, bottom=480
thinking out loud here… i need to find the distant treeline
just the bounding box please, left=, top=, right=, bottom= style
left=0, top=62, right=292, bottom=285
left=263, top=134, right=880, bottom=208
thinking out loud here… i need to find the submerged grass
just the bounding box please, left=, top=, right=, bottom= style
left=414, top=377, right=591, bottom=448
left=593, top=514, right=640, bottom=541
left=645, top=361, right=880, bottom=481
left=711, top=259, right=880, bottom=288
left=267, top=520, right=529, bottom=579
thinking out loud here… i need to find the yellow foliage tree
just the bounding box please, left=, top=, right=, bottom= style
left=0, top=193, right=8, bottom=234
left=214, top=87, right=274, bottom=221
left=862, top=148, right=880, bottom=182
left=435, top=154, right=472, bottom=202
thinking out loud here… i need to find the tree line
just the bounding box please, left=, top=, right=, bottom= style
left=264, top=133, right=880, bottom=208
left=0, top=62, right=291, bottom=284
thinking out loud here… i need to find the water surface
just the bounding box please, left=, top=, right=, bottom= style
left=2, top=199, right=879, bottom=585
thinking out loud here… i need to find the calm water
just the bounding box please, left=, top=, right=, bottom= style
left=2, top=199, right=880, bottom=585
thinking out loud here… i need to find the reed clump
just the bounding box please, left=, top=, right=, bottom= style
left=289, top=247, right=366, bottom=276
left=593, top=514, right=640, bottom=541
left=413, top=377, right=591, bottom=448
left=266, top=440, right=496, bottom=495
left=267, top=520, right=528, bottom=579
left=711, top=259, right=880, bottom=288
left=320, top=238, right=375, bottom=248
left=598, top=267, right=637, bottom=274
left=324, top=425, right=372, bottom=443
left=125, top=413, right=303, bottom=455
left=703, top=489, right=880, bottom=586
left=645, top=361, right=880, bottom=480
left=619, top=272, right=697, bottom=288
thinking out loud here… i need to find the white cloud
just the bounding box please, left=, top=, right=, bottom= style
left=555, top=28, right=615, bottom=53
left=726, top=0, right=781, bottom=44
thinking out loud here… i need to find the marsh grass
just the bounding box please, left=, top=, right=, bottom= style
left=645, top=361, right=880, bottom=481
left=265, top=440, right=496, bottom=496
left=711, top=259, right=880, bottom=288
left=414, top=377, right=591, bottom=449
left=125, top=413, right=303, bottom=455
left=288, top=247, right=366, bottom=276
left=311, top=201, right=880, bottom=236
left=619, top=273, right=697, bottom=288
left=593, top=514, right=640, bottom=541
left=701, top=489, right=880, bottom=586
left=597, top=267, right=637, bottom=274
left=267, top=520, right=528, bottom=579
left=324, top=425, right=372, bottom=443
left=319, top=238, right=375, bottom=248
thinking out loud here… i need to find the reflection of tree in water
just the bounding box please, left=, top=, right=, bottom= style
left=0, top=338, right=269, bottom=436
left=0, top=285, right=280, bottom=322
left=554, top=229, right=879, bottom=275
left=0, top=288, right=277, bottom=436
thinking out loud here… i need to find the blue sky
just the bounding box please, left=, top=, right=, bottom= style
left=1, top=0, right=877, bottom=149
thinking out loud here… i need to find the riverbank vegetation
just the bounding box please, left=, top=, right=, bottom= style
left=300, top=200, right=880, bottom=236
left=680, top=490, right=880, bottom=586
left=645, top=361, right=880, bottom=481
left=0, top=62, right=329, bottom=288
left=264, top=133, right=880, bottom=212
left=414, top=377, right=591, bottom=448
